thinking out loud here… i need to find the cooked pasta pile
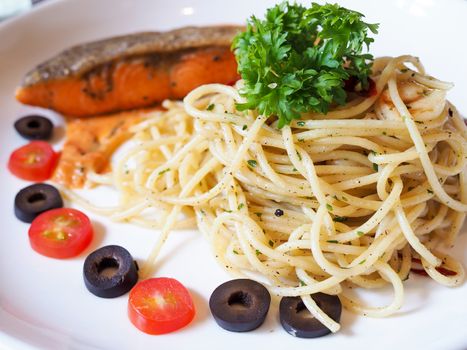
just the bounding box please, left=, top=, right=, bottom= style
left=63, top=55, right=467, bottom=332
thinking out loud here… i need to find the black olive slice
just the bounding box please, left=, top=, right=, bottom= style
left=14, top=183, right=63, bottom=223
left=83, top=245, right=138, bottom=298
left=209, top=279, right=271, bottom=332
left=14, top=115, right=54, bottom=140
left=280, top=293, right=342, bottom=338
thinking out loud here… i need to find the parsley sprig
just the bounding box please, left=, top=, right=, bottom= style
left=232, top=2, right=379, bottom=127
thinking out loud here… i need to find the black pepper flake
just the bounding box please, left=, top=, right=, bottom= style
left=448, top=108, right=453, bottom=117
left=274, top=209, right=284, bottom=217
left=212, top=55, right=221, bottom=62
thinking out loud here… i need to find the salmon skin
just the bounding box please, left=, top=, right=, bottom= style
left=16, top=26, right=242, bottom=117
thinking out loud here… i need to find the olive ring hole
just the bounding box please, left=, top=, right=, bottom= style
left=97, top=257, right=120, bottom=278
left=295, top=300, right=315, bottom=319
left=228, top=291, right=252, bottom=310
left=27, top=193, right=47, bottom=204
left=27, top=120, right=41, bottom=129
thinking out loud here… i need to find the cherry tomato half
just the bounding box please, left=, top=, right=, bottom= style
left=8, top=141, right=58, bottom=181
left=29, top=208, right=93, bottom=259
left=128, top=277, right=195, bottom=335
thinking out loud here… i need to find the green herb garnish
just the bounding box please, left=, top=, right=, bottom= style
left=206, top=103, right=215, bottom=111
left=232, top=2, right=379, bottom=128
left=247, top=159, right=258, bottom=168
left=158, top=168, right=171, bottom=176
left=333, top=216, right=348, bottom=223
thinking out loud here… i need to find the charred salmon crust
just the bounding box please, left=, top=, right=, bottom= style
left=16, top=26, right=243, bottom=117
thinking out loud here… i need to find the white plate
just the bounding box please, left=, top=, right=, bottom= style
left=0, top=0, right=466, bottom=349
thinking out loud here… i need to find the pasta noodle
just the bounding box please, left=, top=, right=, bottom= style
left=61, top=56, right=466, bottom=332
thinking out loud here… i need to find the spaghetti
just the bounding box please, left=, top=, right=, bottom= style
left=62, top=55, right=467, bottom=332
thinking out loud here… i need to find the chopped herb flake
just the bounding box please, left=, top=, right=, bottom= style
left=206, top=103, right=215, bottom=111
left=333, top=216, right=348, bottom=223
left=326, top=203, right=333, bottom=211
left=247, top=160, right=257, bottom=168
left=158, top=168, right=171, bottom=175
left=327, top=240, right=339, bottom=244
left=357, top=231, right=365, bottom=236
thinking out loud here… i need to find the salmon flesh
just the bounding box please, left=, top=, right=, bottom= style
left=16, top=26, right=242, bottom=117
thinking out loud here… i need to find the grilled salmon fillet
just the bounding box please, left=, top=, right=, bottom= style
left=16, top=26, right=242, bottom=117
